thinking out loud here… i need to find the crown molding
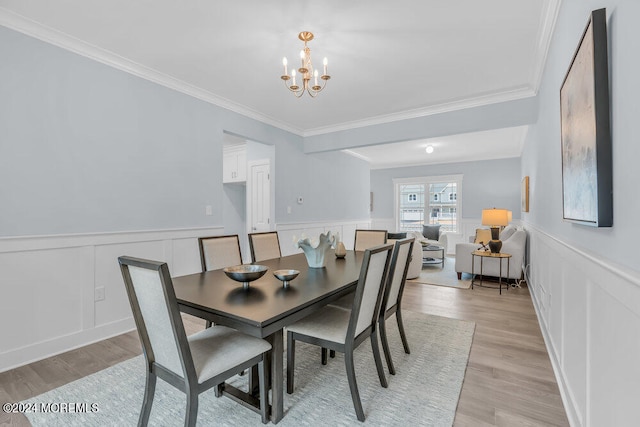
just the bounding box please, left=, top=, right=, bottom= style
left=530, top=0, right=562, bottom=93
left=302, top=85, right=536, bottom=137
left=0, top=8, right=304, bottom=136
left=341, top=149, right=371, bottom=163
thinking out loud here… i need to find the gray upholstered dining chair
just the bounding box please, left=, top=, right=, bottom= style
left=198, top=235, right=243, bottom=328
left=118, top=256, right=271, bottom=426
left=353, top=229, right=388, bottom=251
left=325, top=238, right=414, bottom=375
left=248, top=231, right=281, bottom=262
left=377, top=237, right=414, bottom=375
left=286, top=243, right=393, bottom=422
left=198, top=234, right=243, bottom=272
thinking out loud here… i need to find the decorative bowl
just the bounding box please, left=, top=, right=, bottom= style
left=223, top=265, right=268, bottom=289
left=273, top=269, right=300, bottom=288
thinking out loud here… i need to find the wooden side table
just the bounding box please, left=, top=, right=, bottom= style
left=471, top=250, right=511, bottom=295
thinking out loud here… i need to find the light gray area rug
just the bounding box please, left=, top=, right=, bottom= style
left=24, top=312, right=475, bottom=426
left=409, top=257, right=472, bottom=289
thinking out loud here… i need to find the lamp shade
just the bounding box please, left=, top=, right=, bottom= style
left=481, top=208, right=509, bottom=227
left=507, top=210, right=513, bottom=223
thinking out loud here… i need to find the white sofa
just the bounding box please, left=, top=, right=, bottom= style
left=454, top=226, right=526, bottom=281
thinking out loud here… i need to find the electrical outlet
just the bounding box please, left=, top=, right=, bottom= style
left=205, top=205, right=213, bottom=216
left=95, top=286, right=105, bottom=302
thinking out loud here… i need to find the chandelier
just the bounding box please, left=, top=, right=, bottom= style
left=281, top=31, right=331, bottom=98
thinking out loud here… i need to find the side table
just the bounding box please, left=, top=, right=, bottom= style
left=471, top=250, right=511, bottom=295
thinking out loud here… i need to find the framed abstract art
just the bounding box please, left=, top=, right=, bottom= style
left=560, top=8, right=612, bottom=227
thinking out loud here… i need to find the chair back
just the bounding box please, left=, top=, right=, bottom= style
left=354, top=229, right=388, bottom=251
left=248, top=231, right=281, bottom=262
left=198, top=235, right=242, bottom=271
left=348, top=244, right=393, bottom=339
left=383, top=238, right=414, bottom=312
left=119, top=256, right=193, bottom=379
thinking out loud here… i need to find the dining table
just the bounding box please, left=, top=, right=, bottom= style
left=172, top=250, right=364, bottom=423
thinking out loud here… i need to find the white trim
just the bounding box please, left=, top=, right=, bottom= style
left=0, top=318, right=135, bottom=374
left=0, top=8, right=303, bottom=136
left=276, top=218, right=370, bottom=231
left=0, top=226, right=224, bottom=253
left=530, top=0, right=563, bottom=93
left=303, top=87, right=535, bottom=137
left=392, top=175, right=463, bottom=233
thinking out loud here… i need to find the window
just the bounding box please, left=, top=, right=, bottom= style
left=394, top=175, right=462, bottom=233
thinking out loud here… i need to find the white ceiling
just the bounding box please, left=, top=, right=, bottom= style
left=0, top=0, right=558, bottom=167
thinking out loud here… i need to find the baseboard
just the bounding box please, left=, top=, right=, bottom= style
left=0, top=317, right=135, bottom=373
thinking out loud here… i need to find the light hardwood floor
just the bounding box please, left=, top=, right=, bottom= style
left=0, top=282, right=568, bottom=426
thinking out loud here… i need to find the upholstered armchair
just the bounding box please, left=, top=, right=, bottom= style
left=390, top=225, right=448, bottom=280
left=454, top=226, right=526, bottom=281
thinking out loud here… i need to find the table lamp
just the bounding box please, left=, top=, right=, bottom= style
left=481, top=208, right=509, bottom=253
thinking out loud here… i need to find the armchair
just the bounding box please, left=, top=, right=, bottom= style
left=455, top=226, right=526, bottom=281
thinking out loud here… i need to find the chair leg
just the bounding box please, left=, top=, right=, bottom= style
left=205, top=320, right=212, bottom=328
left=321, top=347, right=328, bottom=365
left=286, top=332, right=295, bottom=394
left=378, top=318, right=395, bottom=375
left=345, top=351, right=365, bottom=422
left=185, top=388, right=198, bottom=427
left=330, top=350, right=336, bottom=358
left=139, top=370, right=156, bottom=427
left=457, top=272, right=462, bottom=280
left=370, top=332, right=388, bottom=388
left=258, top=358, right=269, bottom=424
left=396, top=309, right=411, bottom=354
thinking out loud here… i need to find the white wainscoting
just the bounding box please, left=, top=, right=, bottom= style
left=276, top=219, right=371, bottom=255
left=0, top=226, right=223, bottom=373
left=524, top=223, right=640, bottom=427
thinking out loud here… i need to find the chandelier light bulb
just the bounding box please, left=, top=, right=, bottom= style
left=282, top=57, right=288, bottom=75
left=425, top=145, right=434, bottom=154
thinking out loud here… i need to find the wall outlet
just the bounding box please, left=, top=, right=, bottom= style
left=287, top=206, right=292, bottom=214
left=95, top=286, right=105, bottom=302
left=205, top=205, right=213, bottom=216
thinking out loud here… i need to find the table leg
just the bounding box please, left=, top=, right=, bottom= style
left=267, top=329, right=284, bottom=423
left=499, top=258, right=502, bottom=295
left=471, top=255, right=475, bottom=289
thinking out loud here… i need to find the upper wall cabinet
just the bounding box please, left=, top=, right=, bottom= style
left=223, top=144, right=247, bottom=183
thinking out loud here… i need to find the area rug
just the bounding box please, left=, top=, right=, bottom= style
left=409, top=257, right=472, bottom=289
left=23, top=312, right=474, bottom=426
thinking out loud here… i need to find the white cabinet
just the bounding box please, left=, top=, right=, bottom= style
left=223, top=144, right=247, bottom=183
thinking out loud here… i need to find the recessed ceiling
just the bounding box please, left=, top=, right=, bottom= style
left=0, top=0, right=558, bottom=136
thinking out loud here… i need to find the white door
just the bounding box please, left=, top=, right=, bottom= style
left=248, top=160, right=271, bottom=232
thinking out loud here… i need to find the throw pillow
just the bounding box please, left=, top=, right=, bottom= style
left=422, top=224, right=441, bottom=241
left=500, top=225, right=516, bottom=241
left=474, top=228, right=492, bottom=244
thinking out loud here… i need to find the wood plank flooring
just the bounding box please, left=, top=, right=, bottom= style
left=0, top=282, right=569, bottom=426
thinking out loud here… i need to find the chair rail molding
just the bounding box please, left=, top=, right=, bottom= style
left=523, top=222, right=640, bottom=427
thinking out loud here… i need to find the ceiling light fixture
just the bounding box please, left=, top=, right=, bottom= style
left=281, top=32, right=330, bottom=98
left=425, top=145, right=434, bottom=154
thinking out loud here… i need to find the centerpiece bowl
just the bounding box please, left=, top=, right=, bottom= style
left=223, top=265, right=268, bottom=289
left=273, top=269, right=300, bottom=288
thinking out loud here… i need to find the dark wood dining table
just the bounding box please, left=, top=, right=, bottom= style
left=172, top=250, right=364, bottom=423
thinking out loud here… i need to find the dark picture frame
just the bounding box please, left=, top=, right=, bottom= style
left=560, top=8, right=612, bottom=227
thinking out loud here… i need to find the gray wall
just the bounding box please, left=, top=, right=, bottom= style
left=0, top=26, right=369, bottom=237
left=522, top=0, right=638, bottom=271
left=370, top=157, right=522, bottom=220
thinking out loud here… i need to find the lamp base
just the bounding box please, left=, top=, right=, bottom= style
left=488, top=239, right=502, bottom=254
